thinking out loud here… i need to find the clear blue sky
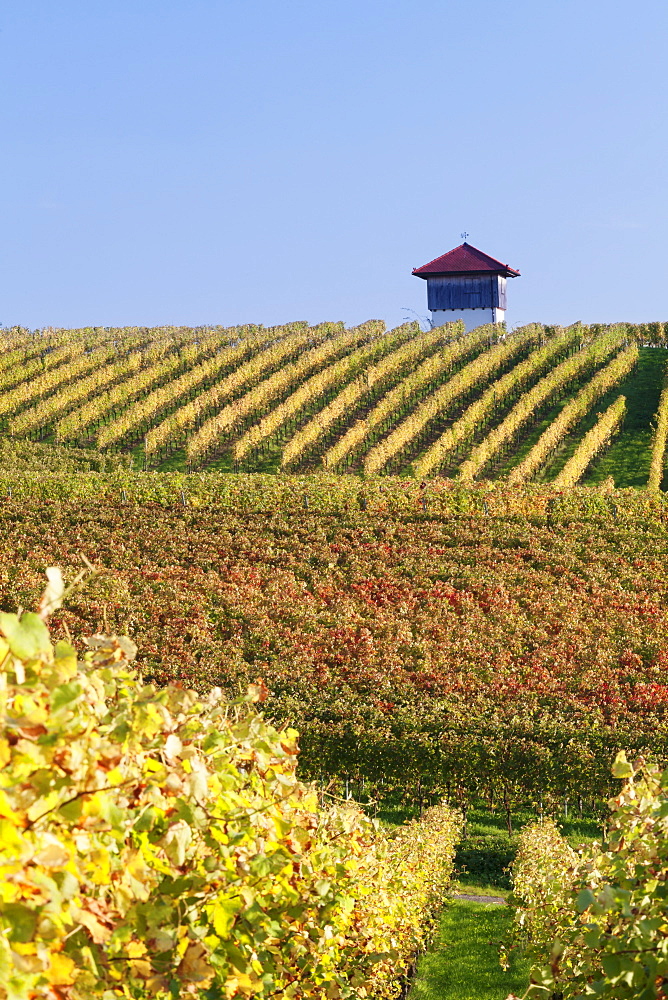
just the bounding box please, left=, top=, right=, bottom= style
left=2, top=0, right=667, bottom=332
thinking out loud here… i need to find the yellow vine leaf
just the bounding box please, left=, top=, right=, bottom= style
left=47, top=951, right=76, bottom=985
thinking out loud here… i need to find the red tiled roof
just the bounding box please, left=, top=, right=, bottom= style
left=412, top=243, right=520, bottom=278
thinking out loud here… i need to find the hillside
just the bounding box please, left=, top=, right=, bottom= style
left=1, top=320, right=667, bottom=486
left=2, top=490, right=667, bottom=809
left=2, top=318, right=668, bottom=998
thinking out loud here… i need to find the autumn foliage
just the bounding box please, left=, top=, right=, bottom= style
left=2, top=485, right=668, bottom=806
left=0, top=321, right=660, bottom=479
left=0, top=606, right=461, bottom=999
left=511, top=753, right=668, bottom=999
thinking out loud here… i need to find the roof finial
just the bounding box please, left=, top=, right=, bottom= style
left=460, top=232, right=469, bottom=242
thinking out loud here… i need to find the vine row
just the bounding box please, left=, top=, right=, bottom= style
left=412, top=325, right=611, bottom=478
left=320, top=320, right=499, bottom=471
left=458, top=329, right=627, bottom=481
left=98, top=324, right=316, bottom=450
left=553, top=396, right=626, bottom=487
left=648, top=362, right=668, bottom=490
left=143, top=322, right=332, bottom=462
left=508, top=344, right=638, bottom=485
left=362, top=324, right=547, bottom=476
left=185, top=322, right=382, bottom=467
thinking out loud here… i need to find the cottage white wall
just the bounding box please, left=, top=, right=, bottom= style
left=430, top=307, right=505, bottom=331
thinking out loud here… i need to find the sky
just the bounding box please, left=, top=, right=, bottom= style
left=1, top=0, right=667, bottom=332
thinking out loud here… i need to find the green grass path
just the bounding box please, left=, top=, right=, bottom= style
left=409, top=896, right=528, bottom=1000
left=406, top=800, right=601, bottom=1000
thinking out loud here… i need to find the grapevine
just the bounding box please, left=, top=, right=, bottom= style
left=257, top=322, right=426, bottom=468
left=0, top=600, right=461, bottom=999
left=186, top=321, right=382, bottom=467
left=8, top=350, right=150, bottom=437
left=321, top=321, right=500, bottom=470
left=0, top=335, right=95, bottom=394
left=507, top=344, right=638, bottom=484
left=648, top=361, right=668, bottom=490
left=142, top=322, right=334, bottom=461
left=458, top=328, right=628, bottom=481
left=55, top=329, right=257, bottom=444
left=552, top=395, right=626, bottom=487
left=366, top=323, right=574, bottom=476
left=512, top=755, right=668, bottom=1000
left=413, top=325, right=613, bottom=478
left=98, top=323, right=323, bottom=450
left=233, top=321, right=431, bottom=465
left=363, top=325, right=551, bottom=475
left=55, top=350, right=186, bottom=443
left=0, top=342, right=124, bottom=419
left=0, top=485, right=666, bottom=812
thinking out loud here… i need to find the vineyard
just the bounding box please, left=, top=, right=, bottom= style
left=3, top=483, right=668, bottom=996
left=2, top=488, right=668, bottom=806
left=4, top=319, right=668, bottom=998
left=0, top=603, right=461, bottom=999
left=1, top=319, right=668, bottom=486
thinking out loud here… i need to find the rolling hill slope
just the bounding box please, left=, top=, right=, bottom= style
left=1, top=320, right=667, bottom=487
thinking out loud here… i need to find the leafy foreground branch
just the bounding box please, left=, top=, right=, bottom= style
left=509, top=753, right=668, bottom=1000
left=0, top=603, right=461, bottom=999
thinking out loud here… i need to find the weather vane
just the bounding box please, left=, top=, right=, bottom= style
left=461, top=231, right=469, bottom=241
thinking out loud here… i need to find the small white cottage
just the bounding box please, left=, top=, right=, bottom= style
left=412, top=242, right=520, bottom=331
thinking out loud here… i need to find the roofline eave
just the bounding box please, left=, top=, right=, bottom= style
left=412, top=268, right=520, bottom=279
